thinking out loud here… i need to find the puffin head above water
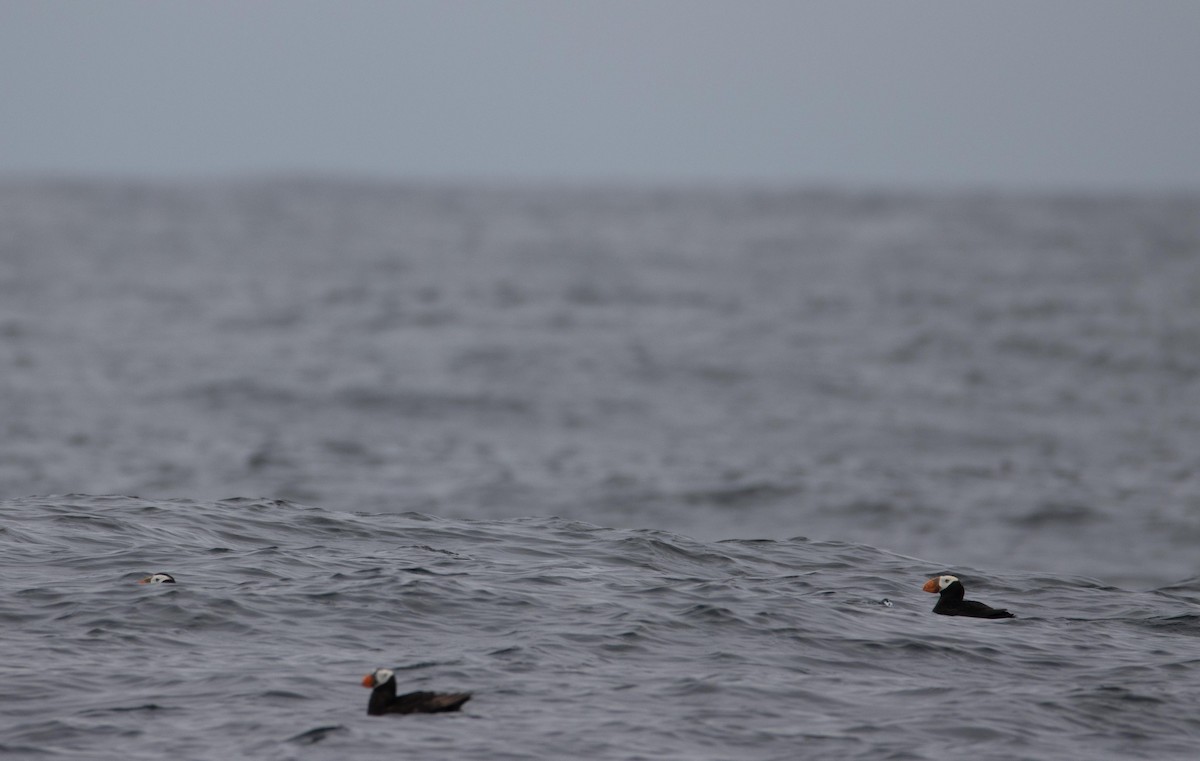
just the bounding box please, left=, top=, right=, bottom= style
left=922, top=574, right=960, bottom=594
left=361, top=668, right=471, bottom=716
left=922, top=574, right=1014, bottom=619
left=138, top=573, right=176, bottom=585
left=362, top=668, right=395, bottom=689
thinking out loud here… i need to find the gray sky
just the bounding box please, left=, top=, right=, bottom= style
left=2, top=1, right=1198, bottom=190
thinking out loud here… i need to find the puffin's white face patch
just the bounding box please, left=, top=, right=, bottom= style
left=938, top=575, right=959, bottom=590
left=146, top=573, right=175, bottom=584
left=372, top=668, right=395, bottom=686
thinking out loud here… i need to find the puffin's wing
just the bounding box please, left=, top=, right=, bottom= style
left=960, top=600, right=1015, bottom=619
left=390, top=691, right=472, bottom=714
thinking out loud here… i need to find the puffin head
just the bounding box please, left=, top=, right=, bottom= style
left=362, top=668, right=395, bottom=689
left=138, top=573, right=176, bottom=585
left=922, top=575, right=959, bottom=593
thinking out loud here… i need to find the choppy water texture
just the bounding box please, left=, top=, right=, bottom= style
left=1, top=181, right=1200, bottom=757
left=3, top=495, right=1200, bottom=761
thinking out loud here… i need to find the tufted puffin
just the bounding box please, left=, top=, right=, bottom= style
left=361, top=668, right=471, bottom=716
left=138, top=573, right=176, bottom=585
left=922, top=575, right=1014, bottom=619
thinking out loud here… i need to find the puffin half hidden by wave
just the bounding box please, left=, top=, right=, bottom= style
left=138, top=573, right=176, bottom=585
left=922, top=575, right=1014, bottom=619
left=361, top=668, right=471, bottom=716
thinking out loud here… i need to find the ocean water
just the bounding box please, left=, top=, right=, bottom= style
left=1, top=180, right=1199, bottom=758
left=3, top=495, right=1200, bottom=761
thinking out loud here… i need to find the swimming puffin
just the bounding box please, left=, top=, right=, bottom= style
left=922, top=575, right=1014, bottom=619
left=138, top=573, right=176, bottom=585
left=361, top=668, right=471, bottom=716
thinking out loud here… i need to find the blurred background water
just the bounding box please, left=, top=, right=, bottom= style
left=2, top=179, right=1198, bottom=587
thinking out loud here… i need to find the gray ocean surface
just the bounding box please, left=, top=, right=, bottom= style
left=2, top=179, right=1199, bottom=759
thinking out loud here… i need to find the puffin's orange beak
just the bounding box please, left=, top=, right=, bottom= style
left=922, top=577, right=940, bottom=593
left=361, top=674, right=375, bottom=688
left=137, top=577, right=150, bottom=584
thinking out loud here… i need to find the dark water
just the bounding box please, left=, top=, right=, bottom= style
left=3, top=495, right=1200, bottom=761
left=2, top=180, right=1200, bottom=758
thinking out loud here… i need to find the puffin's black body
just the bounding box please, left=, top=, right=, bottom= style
left=362, top=669, right=471, bottom=716
left=923, top=575, right=1014, bottom=619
